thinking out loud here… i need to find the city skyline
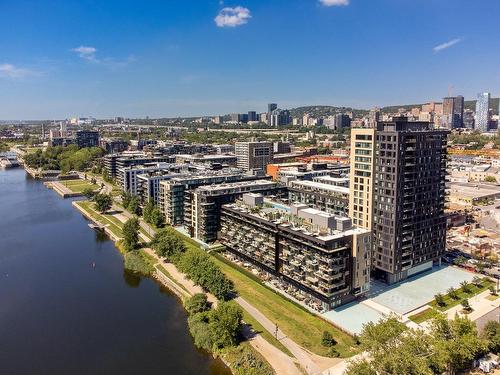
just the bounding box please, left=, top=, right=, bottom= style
left=1, top=0, right=500, bottom=119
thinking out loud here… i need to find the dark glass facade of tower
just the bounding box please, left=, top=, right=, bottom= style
left=372, top=117, right=448, bottom=284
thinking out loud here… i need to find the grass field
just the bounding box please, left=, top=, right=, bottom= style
left=76, top=201, right=124, bottom=238
left=408, top=307, right=441, bottom=324
left=210, top=253, right=357, bottom=358
left=430, top=278, right=495, bottom=311
left=240, top=308, right=293, bottom=357
left=61, top=179, right=99, bottom=193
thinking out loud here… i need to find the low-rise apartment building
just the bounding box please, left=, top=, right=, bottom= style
left=219, top=194, right=371, bottom=311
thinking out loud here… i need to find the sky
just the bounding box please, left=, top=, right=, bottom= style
left=0, top=0, right=499, bottom=120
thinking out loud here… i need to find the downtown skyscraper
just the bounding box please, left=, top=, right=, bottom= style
left=475, top=92, right=490, bottom=132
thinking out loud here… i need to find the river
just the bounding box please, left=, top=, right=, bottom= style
left=0, top=168, right=231, bottom=375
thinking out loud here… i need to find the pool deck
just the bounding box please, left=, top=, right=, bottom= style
left=322, top=265, right=477, bottom=335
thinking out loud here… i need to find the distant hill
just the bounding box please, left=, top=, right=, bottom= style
left=289, top=105, right=369, bottom=119
left=381, top=98, right=499, bottom=115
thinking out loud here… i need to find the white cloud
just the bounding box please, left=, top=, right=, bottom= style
left=0, top=63, right=38, bottom=79
left=214, top=6, right=251, bottom=28
left=71, top=45, right=98, bottom=62
left=433, top=38, right=462, bottom=53
left=319, top=0, right=350, bottom=6
left=71, top=46, right=135, bottom=68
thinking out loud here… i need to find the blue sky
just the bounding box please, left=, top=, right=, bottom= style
left=0, top=0, right=499, bottom=119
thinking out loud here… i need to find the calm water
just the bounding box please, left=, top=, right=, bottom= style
left=0, top=169, right=231, bottom=375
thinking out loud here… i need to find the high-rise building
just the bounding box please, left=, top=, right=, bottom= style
left=235, top=141, right=273, bottom=172
left=267, top=103, right=277, bottom=114
left=443, top=96, right=463, bottom=129
left=349, top=128, right=376, bottom=231
left=267, top=103, right=277, bottom=125
left=371, top=118, right=448, bottom=284
left=230, top=113, right=240, bottom=123
left=248, top=111, right=257, bottom=122
left=476, top=92, right=490, bottom=132
left=454, top=95, right=464, bottom=128
left=368, top=108, right=380, bottom=128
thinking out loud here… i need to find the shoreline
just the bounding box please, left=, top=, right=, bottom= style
left=71, top=199, right=240, bottom=374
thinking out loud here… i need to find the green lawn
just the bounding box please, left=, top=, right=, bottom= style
left=408, top=307, right=441, bottom=324
left=241, top=309, right=293, bottom=357
left=210, top=253, right=358, bottom=358
left=430, top=278, right=495, bottom=311
left=61, top=179, right=99, bottom=193
left=76, top=201, right=124, bottom=238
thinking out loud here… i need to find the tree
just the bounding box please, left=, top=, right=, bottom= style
left=122, top=218, right=140, bottom=251
left=94, top=193, right=112, bottom=213
left=208, top=302, right=243, bottom=349
left=435, top=293, right=446, bottom=307
left=461, top=299, right=472, bottom=312
left=472, top=276, right=482, bottom=288
left=185, top=293, right=211, bottom=315
left=461, top=281, right=472, bottom=293
left=483, top=320, right=500, bottom=353
left=322, top=331, right=337, bottom=347
left=121, top=191, right=133, bottom=209
left=127, top=196, right=141, bottom=216
left=448, top=287, right=459, bottom=300
left=485, top=175, right=497, bottom=183
left=151, top=228, right=186, bottom=259
left=143, top=199, right=155, bottom=223
left=490, top=285, right=497, bottom=296
left=82, top=187, right=95, bottom=199
left=359, top=315, right=407, bottom=353
left=454, top=256, right=467, bottom=266
left=150, top=207, right=165, bottom=228
left=345, top=359, right=377, bottom=375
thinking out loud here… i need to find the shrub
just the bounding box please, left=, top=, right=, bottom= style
left=124, top=251, right=154, bottom=275
left=322, top=331, right=337, bottom=347
left=185, top=293, right=211, bottom=315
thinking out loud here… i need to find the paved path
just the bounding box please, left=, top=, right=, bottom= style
left=99, top=200, right=332, bottom=375
left=235, top=296, right=323, bottom=375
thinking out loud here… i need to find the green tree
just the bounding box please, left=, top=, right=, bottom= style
left=82, top=187, right=95, bottom=199
left=472, top=276, right=482, bottom=288
left=345, top=359, right=377, bottom=375
left=209, top=302, right=243, bottom=349
left=122, top=217, right=140, bottom=251
left=454, top=256, right=467, bottom=266
left=185, top=293, right=211, bottom=315
left=461, top=299, right=472, bottom=312
left=448, top=287, right=459, bottom=300
left=143, top=199, right=155, bottom=223
left=93, top=193, right=112, bottom=213
left=121, top=191, right=133, bottom=209
left=485, top=175, right=497, bottom=183
left=322, top=331, right=337, bottom=347
left=150, top=207, right=165, bottom=228
left=435, top=293, right=446, bottom=307
left=461, top=281, right=472, bottom=294
left=359, top=315, right=407, bottom=353
left=483, top=320, right=500, bottom=353
left=127, top=195, right=141, bottom=216
left=489, top=285, right=497, bottom=296
left=431, top=314, right=488, bottom=373
left=151, top=228, right=186, bottom=259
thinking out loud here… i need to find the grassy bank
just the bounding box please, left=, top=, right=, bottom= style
left=61, top=179, right=99, bottom=193
left=76, top=201, right=124, bottom=238
left=210, top=253, right=357, bottom=358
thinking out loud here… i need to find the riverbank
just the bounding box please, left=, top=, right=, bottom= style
left=71, top=199, right=279, bottom=375
left=0, top=168, right=232, bottom=375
